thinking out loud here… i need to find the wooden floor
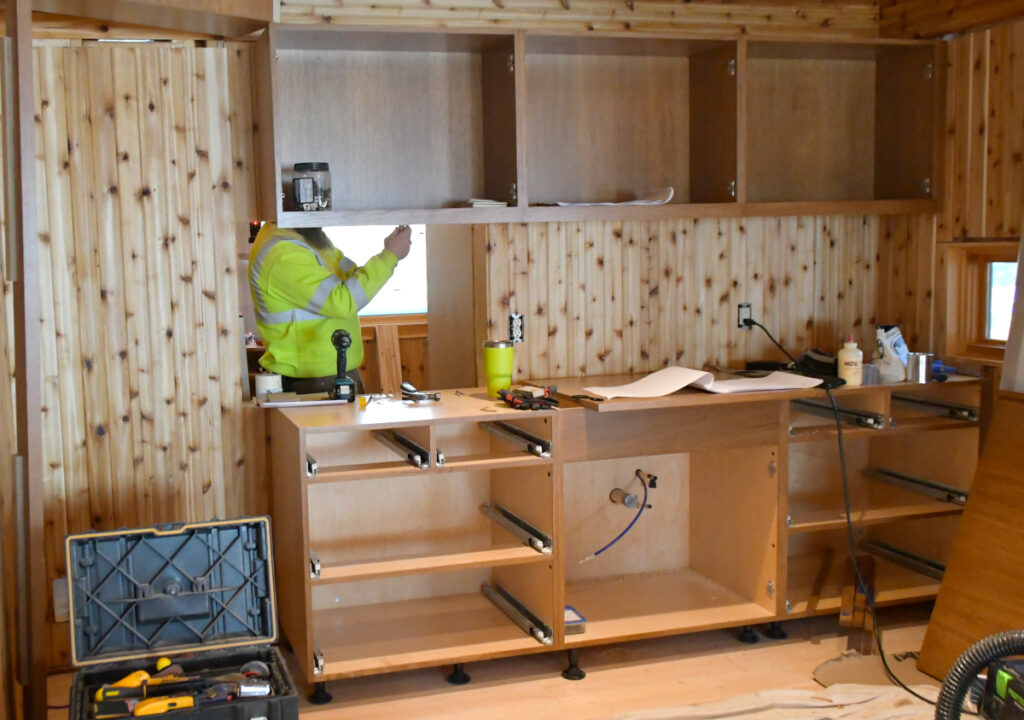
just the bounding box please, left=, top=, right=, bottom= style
left=48, top=604, right=934, bottom=720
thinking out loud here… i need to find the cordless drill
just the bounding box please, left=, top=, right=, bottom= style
left=331, top=329, right=356, bottom=402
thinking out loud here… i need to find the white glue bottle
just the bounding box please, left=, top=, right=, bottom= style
left=837, top=335, right=863, bottom=387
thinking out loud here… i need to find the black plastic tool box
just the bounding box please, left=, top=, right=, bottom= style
left=66, top=518, right=298, bottom=720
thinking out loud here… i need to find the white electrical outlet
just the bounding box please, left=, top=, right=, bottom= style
left=737, top=302, right=752, bottom=329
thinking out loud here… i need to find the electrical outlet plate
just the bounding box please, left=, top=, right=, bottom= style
left=509, top=313, right=525, bottom=343
left=738, top=302, right=752, bottom=329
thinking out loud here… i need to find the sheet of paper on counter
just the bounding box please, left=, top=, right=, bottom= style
left=583, top=367, right=822, bottom=399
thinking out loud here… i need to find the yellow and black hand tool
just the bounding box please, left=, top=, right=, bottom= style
left=95, top=675, right=208, bottom=701
left=132, top=696, right=195, bottom=716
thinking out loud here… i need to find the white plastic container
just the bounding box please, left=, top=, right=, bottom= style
left=838, top=335, right=863, bottom=387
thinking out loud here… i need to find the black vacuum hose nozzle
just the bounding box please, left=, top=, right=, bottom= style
left=936, top=630, right=1024, bottom=720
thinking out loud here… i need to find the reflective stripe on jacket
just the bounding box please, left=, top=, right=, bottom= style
left=248, top=223, right=398, bottom=378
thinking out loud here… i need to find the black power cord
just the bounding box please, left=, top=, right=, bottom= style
left=742, top=319, right=800, bottom=366
left=747, top=318, right=964, bottom=712
left=823, top=388, right=966, bottom=712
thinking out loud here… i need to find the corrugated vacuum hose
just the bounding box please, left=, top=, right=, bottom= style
left=935, top=630, right=1024, bottom=720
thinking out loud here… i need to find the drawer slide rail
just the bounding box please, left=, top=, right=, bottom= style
left=480, top=504, right=552, bottom=554
left=481, top=583, right=553, bottom=646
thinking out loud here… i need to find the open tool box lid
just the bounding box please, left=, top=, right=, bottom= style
left=66, top=518, right=277, bottom=667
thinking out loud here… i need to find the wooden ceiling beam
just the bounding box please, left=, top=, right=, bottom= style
left=31, top=0, right=274, bottom=38
left=278, top=0, right=882, bottom=40
left=881, top=0, right=1024, bottom=38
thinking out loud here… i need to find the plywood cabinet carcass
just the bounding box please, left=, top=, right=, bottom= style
left=265, top=377, right=979, bottom=700
left=253, top=25, right=943, bottom=227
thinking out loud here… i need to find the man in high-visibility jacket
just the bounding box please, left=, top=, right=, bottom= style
left=249, top=222, right=412, bottom=394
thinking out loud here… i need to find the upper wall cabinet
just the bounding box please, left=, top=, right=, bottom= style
left=522, top=36, right=737, bottom=209
left=744, top=41, right=943, bottom=205
left=256, top=26, right=520, bottom=227
left=255, top=26, right=942, bottom=226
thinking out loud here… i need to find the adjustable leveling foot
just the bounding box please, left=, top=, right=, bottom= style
left=764, top=621, right=787, bottom=640
left=308, top=682, right=332, bottom=704
left=736, top=625, right=760, bottom=644
left=447, top=663, right=471, bottom=685
left=562, top=649, right=585, bottom=680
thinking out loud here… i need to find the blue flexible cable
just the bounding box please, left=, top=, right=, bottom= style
left=581, top=471, right=649, bottom=563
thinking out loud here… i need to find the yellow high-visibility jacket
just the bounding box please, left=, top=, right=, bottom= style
left=248, top=223, right=398, bottom=377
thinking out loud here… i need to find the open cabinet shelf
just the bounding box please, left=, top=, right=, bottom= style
left=312, top=545, right=549, bottom=585
left=786, top=549, right=941, bottom=617
left=313, top=590, right=550, bottom=679
left=786, top=498, right=962, bottom=534
left=564, top=570, right=775, bottom=646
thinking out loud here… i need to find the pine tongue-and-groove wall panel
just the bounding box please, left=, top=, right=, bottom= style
left=479, top=215, right=936, bottom=381
left=32, top=41, right=259, bottom=666
left=945, top=20, right=1024, bottom=241
left=279, top=0, right=881, bottom=38
left=0, top=40, right=18, bottom=718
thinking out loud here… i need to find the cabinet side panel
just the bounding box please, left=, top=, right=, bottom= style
left=875, top=46, right=938, bottom=200
left=491, top=563, right=556, bottom=642
left=268, top=412, right=313, bottom=680
left=481, top=39, right=517, bottom=207
left=690, top=44, right=737, bottom=203
left=690, top=446, right=779, bottom=611
left=253, top=30, right=280, bottom=222
left=426, top=224, right=477, bottom=389
left=868, top=427, right=979, bottom=492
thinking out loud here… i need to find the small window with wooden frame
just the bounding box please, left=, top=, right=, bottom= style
left=943, top=240, right=1019, bottom=362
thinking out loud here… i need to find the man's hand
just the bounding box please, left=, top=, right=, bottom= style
left=384, top=225, right=412, bottom=261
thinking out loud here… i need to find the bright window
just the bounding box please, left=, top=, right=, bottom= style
left=323, top=225, right=427, bottom=316
left=987, top=261, right=1017, bottom=342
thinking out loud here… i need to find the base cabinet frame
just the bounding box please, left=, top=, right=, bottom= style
left=266, top=379, right=979, bottom=693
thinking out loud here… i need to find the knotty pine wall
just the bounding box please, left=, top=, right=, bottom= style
left=0, top=51, right=17, bottom=716
left=475, top=215, right=936, bottom=382
left=944, top=18, right=1024, bottom=241
left=30, top=40, right=261, bottom=665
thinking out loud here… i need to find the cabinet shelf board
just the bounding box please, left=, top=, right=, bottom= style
left=276, top=206, right=521, bottom=228
left=313, top=591, right=547, bottom=679
left=786, top=499, right=962, bottom=534
left=438, top=453, right=552, bottom=473
left=563, top=570, right=774, bottom=647
left=786, top=551, right=940, bottom=617
left=273, top=200, right=941, bottom=227
left=314, top=545, right=546, bottom=585
left=308, top=459, right=432, bottom=484
left=886, top=416, right=978, bottom=433
left=276, top=392, right=554, bottom=431
left=788, top=417, right=977, bottom=443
